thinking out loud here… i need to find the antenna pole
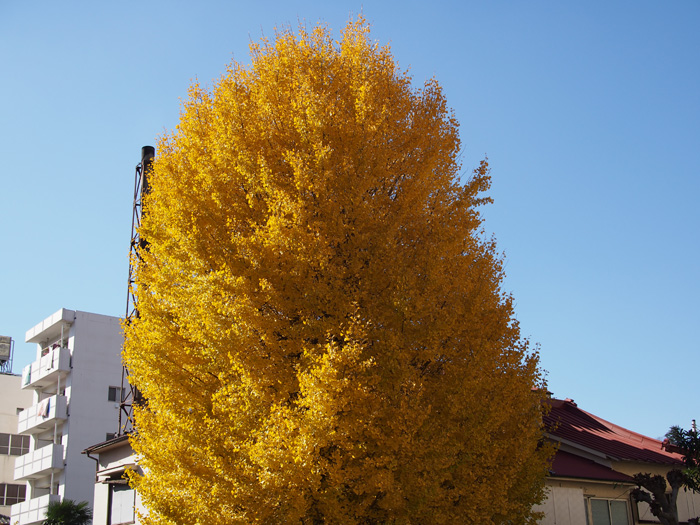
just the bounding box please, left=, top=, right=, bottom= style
left=119, top=146, right=154, bottom=435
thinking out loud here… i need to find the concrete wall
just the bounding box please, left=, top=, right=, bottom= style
left=0, top=373, right=34, bottom=516
left=61, top=311, right=124, bottom=506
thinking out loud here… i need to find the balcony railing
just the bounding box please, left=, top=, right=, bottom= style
left=11, top=493, right=61, bottom=525
left=21, top=346, right=70, bottom=391
left=17, top=395, right=68, bottom=435
left=14, top=443, right=64, bottom=481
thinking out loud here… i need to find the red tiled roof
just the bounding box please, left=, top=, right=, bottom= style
left=545, top=398, right=683, bottom=466
left=550, top=450, right=635, bottom=482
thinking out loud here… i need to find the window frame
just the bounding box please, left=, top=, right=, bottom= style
left=108, top=386, right=123, bottom=403
left=0, top=433, right=30, bottom=456
left=588, top=497, right=631, bottom=525
left=0, top=482, right=27, bottom=506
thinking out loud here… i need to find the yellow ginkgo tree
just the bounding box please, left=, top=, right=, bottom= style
left=124, top=17, right=552, bottom=525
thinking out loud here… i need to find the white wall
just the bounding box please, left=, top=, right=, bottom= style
left=534, top=486, right=587, bottom=525
left=62, top=312, right=124, bottom=506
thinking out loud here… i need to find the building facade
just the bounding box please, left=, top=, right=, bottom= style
left=11, top=309, right=123, bottom=525
left=0, top=374, right=34, bottom=518
left=83, top=435, right=146, bottom=525
left=535, top=397, right=700, bottom=525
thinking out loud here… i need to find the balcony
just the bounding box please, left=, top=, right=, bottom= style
left=21, top=346, right=70, bottom=391
left=11, top=493, right=61, bottom=525
left=17, top=395, right=68, bottom=435
left=14, top=443, right=64, bottom=481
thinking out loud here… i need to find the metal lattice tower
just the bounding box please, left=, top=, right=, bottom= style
left=119, top=145, right=154, bottom=435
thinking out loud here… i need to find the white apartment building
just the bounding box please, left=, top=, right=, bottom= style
left=11, top=309, right=123, bottom=525
left=0, top=373, right=34, bottom=517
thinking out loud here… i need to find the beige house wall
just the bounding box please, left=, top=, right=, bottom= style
left=536, top=477, right=636, bottom=525
left=611, top=460, right=700, bottom=524
left=0, top=373, right=34, bottom=516
left=537, top=464, right=700, bottom=524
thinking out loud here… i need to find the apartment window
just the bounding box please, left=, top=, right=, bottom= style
left=0, top=433, right=30, bottom=456
left=0, top=483, right=27, bottom=506
left=589, top=498, right=629, bottom=525
left=108, top=386, right=123, bottom=403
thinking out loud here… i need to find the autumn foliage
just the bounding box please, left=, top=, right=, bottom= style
left=124, top=18, right=551, bottom=524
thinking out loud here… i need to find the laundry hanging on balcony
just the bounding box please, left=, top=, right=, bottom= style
left=38, top=398, right=51, bottom=417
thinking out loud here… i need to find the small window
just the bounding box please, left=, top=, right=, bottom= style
left=590, top=498, right=629, bottom=525
left=0, top=433, right=9, bottom=455
left=108, top=386, right=123, bottom=403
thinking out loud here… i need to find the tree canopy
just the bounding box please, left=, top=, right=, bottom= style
left=124, top=17, right=551, bottom=524
left=666, top=425, right=700, bottom=492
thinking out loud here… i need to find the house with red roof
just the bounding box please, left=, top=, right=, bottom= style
left=534, top=398, right=700, bottom=525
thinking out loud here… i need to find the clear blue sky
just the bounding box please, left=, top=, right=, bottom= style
left=1, top=1, right=698, bottom=439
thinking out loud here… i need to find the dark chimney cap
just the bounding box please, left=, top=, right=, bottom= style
left=141, top=146, right=155, bottom=163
